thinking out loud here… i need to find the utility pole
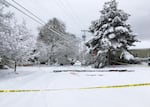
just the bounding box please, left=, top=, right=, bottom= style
left=81, top=30, right=89, bottom=65
left=81, top=30, right=89, bottom=42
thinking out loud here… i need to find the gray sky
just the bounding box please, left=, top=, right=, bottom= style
left=7, top=0, right=150, bottom=41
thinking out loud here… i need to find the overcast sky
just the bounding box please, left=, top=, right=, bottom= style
left=7, top=0, right=150, bottom=42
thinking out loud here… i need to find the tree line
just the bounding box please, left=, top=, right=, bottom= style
left=0, top=1, right=80, bottom=72
left=0, top=0, right=138, bottom=71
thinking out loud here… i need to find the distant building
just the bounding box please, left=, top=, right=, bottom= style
left=130, top=48, right=150, bottom=58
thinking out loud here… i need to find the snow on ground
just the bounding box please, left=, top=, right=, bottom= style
left=0, top=64, right=150, bottom=107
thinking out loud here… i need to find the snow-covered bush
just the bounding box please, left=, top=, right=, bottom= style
left=120, top=50, right=134, bottom=61
left=120, top=50, right=139, bottom=64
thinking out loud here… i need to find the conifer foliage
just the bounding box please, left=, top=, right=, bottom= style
left=86, top=0, right=138, bottom=68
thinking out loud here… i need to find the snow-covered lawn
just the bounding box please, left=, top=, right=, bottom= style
left=0, top=64, right=150, bottom=107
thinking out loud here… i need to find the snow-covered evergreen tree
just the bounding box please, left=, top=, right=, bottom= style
left=86, top=0, right=138, bottom=68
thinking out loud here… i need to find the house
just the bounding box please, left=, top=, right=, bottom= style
left=130, top=48, right=150, bottom=58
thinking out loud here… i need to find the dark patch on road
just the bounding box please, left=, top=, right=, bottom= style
left=53, top=70, right=134, bottom=72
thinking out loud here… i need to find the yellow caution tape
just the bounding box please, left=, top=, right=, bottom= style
left=80, top=83, right=150, bottom=89
left=0, top=83, right=150, bottom=93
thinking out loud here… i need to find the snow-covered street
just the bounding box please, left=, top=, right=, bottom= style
left=1, top=0, right=150, bottom=106
left=0, top=65, right=150, bottom=107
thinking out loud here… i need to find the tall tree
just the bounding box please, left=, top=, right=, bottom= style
left=10, top=20, right=36, bottom=66
left=0, top=11, right=36, bottom=71
left=86, top=0, right=138, bottom=68
left=0, top=1, right=13, bottom=57
left=37, top=18, right=65, bottom=64
left=0, top=2, right=36, bottom=71
left=37, top=18, right=79, bottom=65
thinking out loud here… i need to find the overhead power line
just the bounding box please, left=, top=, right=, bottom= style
left=4, top=0, right=44, bottom=25
left=54, top=0, right=83, bottom=29
left=53, top=0, right=72, bottom=20
left=63, top=0, right=85, bottom=28
left=59, top=0, right=83, bottom=27
left=4, top=0, right=72, bottom=44
left=11, top=0, right=46, bottom=24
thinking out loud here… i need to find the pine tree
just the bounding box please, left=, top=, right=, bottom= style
left=86, top=0, right=138, bottom=68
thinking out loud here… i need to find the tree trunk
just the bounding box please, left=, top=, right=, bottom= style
left=107, top=49, right=111, bottom=66
left=14, top=61, right=17, bottom=73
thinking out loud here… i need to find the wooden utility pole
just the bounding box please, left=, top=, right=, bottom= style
left=81, top=30, right=89, bottom=41
left=81, top=30, right=87, bottom=41
left=81, top=30, right=89, bottom=65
